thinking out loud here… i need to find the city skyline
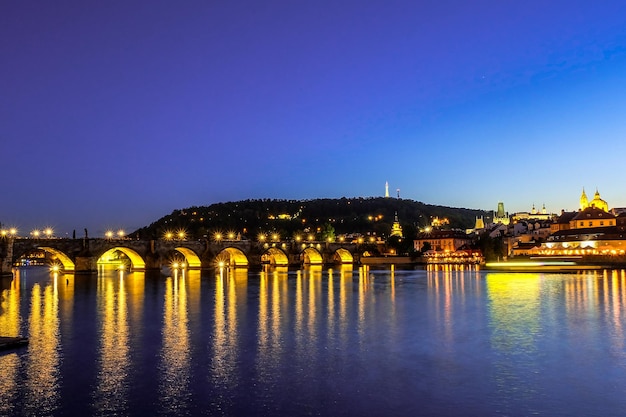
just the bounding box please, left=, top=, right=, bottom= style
left=3, top=1, right=626, bottom=235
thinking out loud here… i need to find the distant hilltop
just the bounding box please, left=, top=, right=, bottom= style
left=134, top=197, right=488, bottom=241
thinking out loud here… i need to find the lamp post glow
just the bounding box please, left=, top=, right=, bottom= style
left=9, top=228, right=17, bottom=237
left=44, top=228, right=53, bottom=238
left=32, top=230, right=41, bottom=238
left=105, top=230, right=114, bottom=240
left=117, top=230, right=125, bottom=238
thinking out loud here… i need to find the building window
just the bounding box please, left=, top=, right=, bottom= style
left=580, top=222, right=584, bottom=227
left=589, top=221, right=593, bottom=226
left=600, top=221, right=604, bottom=226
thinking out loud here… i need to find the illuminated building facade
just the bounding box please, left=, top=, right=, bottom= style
left=511, top=204, right=552, bottom=222
left=535, top=188, right=626, bottom=258
left=414, top=230, right=472, bottom=252
left=580, top=188, right=608, bottom=212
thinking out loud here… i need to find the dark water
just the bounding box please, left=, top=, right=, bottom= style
left=2, top=265, right=626, bottom=416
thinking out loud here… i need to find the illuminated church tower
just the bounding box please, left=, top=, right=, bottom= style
left=493, top=202, right=510, bottom=225
left=385, top=181, right=389, bottom=198
left=580, top=187, right=608, bottom=212
left=390, top=212, right=403, bottom=237
left=580, top=188, right=589, bottom=210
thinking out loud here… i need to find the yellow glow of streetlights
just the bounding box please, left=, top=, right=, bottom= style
left=32, top=230, right=41, bottom=238
left=295, top=235, right=301, bottom=242
left=214, top=232, right=222, bottom=242
left=9, top=228, right=17, bottom=237
left=44, top=228, right=53, bottom=238
left=105, top=230, right=114, bottom=239
left=272, top=233, right=279, bottom=241
left=308, top=235, right=314, bottom=241
left=117, top=230, right=125, bottom=238
left=228, top=232, right=235, bottom=240
left=164, top=231, right=173, bottom=240
left=177, top=231, right=186, bottom=240
left=0, top=230, right=6, bottom=238
left=258, top=233, right=266, bottom=242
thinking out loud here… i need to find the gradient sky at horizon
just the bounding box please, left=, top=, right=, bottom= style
left=3, top=1, right=626, bottom=235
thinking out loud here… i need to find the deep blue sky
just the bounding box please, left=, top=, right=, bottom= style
left=3, top=1, right=626, bottom=236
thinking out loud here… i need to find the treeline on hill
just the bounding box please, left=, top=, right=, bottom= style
left=134, top=197, right=487, bottom=244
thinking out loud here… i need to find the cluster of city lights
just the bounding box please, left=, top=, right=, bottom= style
left=0, top=228, right=18, bottom=238
left=163, top=229, right=187, bottom=240
left=30, top=228, right=54, bottom=238
left=104, top=230, right=126, bottom=239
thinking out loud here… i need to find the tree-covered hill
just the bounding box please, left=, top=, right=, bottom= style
left=134, top=197, right=488, bottom=242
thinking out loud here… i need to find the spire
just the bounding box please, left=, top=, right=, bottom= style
left=385, top=181, right=389, bottom=198
left=580, top=187, right=588, bottom=210
left=390, top=211, right=403, bottom=237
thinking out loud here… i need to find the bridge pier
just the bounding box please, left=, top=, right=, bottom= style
left=1, top=238, right=14, bottom=278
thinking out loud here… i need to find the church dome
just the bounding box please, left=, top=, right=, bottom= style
left=589, top=189, right=608, bottom=212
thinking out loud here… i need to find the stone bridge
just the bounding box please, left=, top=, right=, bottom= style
left=0, top=237, right=360, bottom=276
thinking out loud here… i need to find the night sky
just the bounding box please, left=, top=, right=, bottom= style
left=3, top=1, right=626, bottom=236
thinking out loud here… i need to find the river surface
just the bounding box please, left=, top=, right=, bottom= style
left=1, top=265, right=626, bottom=416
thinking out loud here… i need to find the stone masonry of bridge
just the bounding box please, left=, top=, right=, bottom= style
left=0, top=238, right=360, bottom=276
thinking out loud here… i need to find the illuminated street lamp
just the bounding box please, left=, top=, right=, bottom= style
left=105, top=230, right=114, bottom=240
left=44, top=228, right=53, bottom=238
left=117, top=230, right=125, bottom=238
left=228, top=232, right=235, bottom=240
left=164, top=231, right=173, bottom=240
left=9, top=228, right=17, bottom=237
left=272, top=233, right=279, bottom=242
left=177, top=231, right=186, bottom=240
left=308, top=234, right=314, bottom=242
left=257, top=233, right=266, bottom=242
left=32, top=230, right=41, bottom=238
left=214, top=232, right=222, bottom=243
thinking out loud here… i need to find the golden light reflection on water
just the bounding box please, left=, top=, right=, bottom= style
left=486, top=273, right=541, bottom=353
left=306, top=265, right=322, bottom=343
left=159, top=269, right=191, bottom=413
left=0, top=352, right=19, bottom=416
left=93, top=269, right=130, bottom=415
left=25, top=276, right=60, bottom=416
left=0, top=274, right=21, bottom=337
left=427, top=265, right=482, bottom=351
left=211, top=267, right=247, bottom=388
left=257, top=266, right=289, bottom=380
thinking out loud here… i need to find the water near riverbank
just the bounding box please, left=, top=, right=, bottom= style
left=1, top=266, right=626, bottom=416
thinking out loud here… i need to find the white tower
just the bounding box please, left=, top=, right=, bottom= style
left=385, top=181, right=389, bottom=198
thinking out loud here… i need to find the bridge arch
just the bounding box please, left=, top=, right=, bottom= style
left=171, top=247, right=202, bottom=269
left=261, top=247, right=289, bottom=266
left=37, top=247, right=75, bottom=272
left=97, top=247, right=146, bottom=270
left=301, top=247, right=323, bottom=265
left=333, top=248, right=353, bottom=264
left=215, top=247, right=249, bottom=268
